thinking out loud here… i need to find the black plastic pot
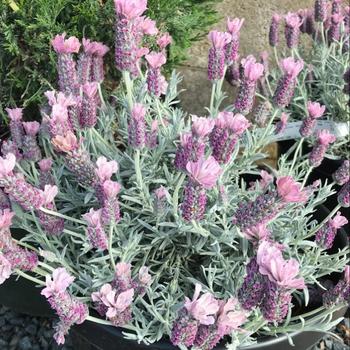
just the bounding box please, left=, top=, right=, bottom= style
left=0, top=207, right=348, bottom=350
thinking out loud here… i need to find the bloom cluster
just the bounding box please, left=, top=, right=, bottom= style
left=238, top=241, right=305, bottom=323
left=171, top=284, right=247, bottom=350
left=91, top=262, right=151, bottom=326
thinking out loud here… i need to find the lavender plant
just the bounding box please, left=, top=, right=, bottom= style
left=261, top=0, right=349, bottom=158
left=0, top=0, right=349, bottom=349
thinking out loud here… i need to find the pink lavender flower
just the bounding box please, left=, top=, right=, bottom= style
left=316, top=212, right=348, bottom=249
left=333, top=160, right=350, bottom=185
left=275, top=112, right=289, bottom=134
left=80, top=82, right=98, bottom=128
left=301, top=9, right=316, bottom=35
left=51, top=34, right=80, bottom=94
left=285, top=12, right=302, bottom=48
left=38, top=158, right=55, bottom=188
left=171, top=284, right=219, bottom=347
left=41, top=268, right=88, bottom=345
left=257, top=241, right=305, bottom=289
left=300, top=101, right=326, bottom=137
left=276, top=176, right=308, bottom=203
left=101, top=180, right=121, bottom=224
left=309, top=130, right=336, bottom=167
left=315, top=0, right=328, bottom=22
left=338, top=181, right=350, bottom=207
left=157, top=33, right=172, bottom=50
left=269, top=14, right=281, bottom=47
left=38, top=185, right=64, bottom=235
left=6, top=108, right=24, bottom=149
left=210, top=112, right=250, bottom=164
left=82, top=209, right=108, bottom=250
left=145, top=52, right=167, bottom=96
left=234, top=57, right=264, bottom=115
left=191, top=115, right=215, bottom=139
left=52, top=132, right=97, bottom=187
left=329, top=14, right=344, bottom=42
left=186, top=156, right=222, bottom=190
left=0, top=254, right=12, bottom=285
left=95, top=156, right=119, bottom=186
left=225, top=17, right=244, bottom=65
left=208, top=31, right=231, bottom=81
left=128, top=103, right=147, bottom=148
left=114, top=0, right=148, bottom=76
left=273, top=57, right=304, bottom=108
left=22, top=121, right=42, bottom=161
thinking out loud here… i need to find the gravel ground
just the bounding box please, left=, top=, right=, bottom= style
left=0, top=305, right=348, bottom=350
left=0, top=305, right=72, bottom=350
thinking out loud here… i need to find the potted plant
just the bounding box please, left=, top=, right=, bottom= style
left=0, top=1, right=349, bottom=350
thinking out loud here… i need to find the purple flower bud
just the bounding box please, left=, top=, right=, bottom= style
left=333, top=160, right=350, bottom=185
left=22, top=122, right=42, bottom=162
left=308, top=130, right=336, bottom=167
left=145, top=52, right=166, bottom=96
left=285, top=12, right=302, bottom=49
left=83, top=209, right=108, bottom=250
left=329, top=14, right=343, bottom=43
left=171, top=309, right=199, bottom=347
left=269, top=14, right=281, bottom=47
left=181, top=180, right=207, bottom=221
left=80, top=82, right=98, bottom=128
left=6, top=108, right=24, bottom=149
left=253, top=101, right=272, bottom=128
left=338, top=181, right=350, bottom=207
left=275, top=112, right=289, bottom=134
left=128, top=103, right=147, bottom=149
left=314, top=0, right=327, bottom=22
left=331, top=0, right=342, bottom=15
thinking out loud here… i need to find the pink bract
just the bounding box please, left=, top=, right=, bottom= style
left=51, top=132, right=78, bottom=153
left=280, top=57, right=304, bottom=78
left=105, top=288, right=134, bottom=318
left=154, top=186, right=169, bottom=199
left=139, top=17, right=158, bottom=35
left=103, top=180, right=122, bottom=198
left=307, top=101, right=326, bottom=119
left=191, top=115, right=215, bottom=138
left=242, top=59, right=264, bottom=81
left=0, top=254, right=12, bottom=285
left=276, top=176, right=308, bottom=203
left=157, top=33, right=172, bottom=49
left=114, top=0, right=147, bottom=19
left=115, top=262, right=132, bottom=279
left=42, top=185, right=58, bottom=204
left=257, top=241, right=305, bottom=289
left=82, top=208, right=103, bottom=227
left=186, top=156, right=222, bottom=189
left=38, top=158, right=53, bottom=172
left=131, top=103, right=146, bottom=120
left=226, top=17, right=245, bottom=34
left=51, top=33, right=81, bottom=54
left=0, top=153, right=16, bottom=178
left=184, top=283, right=220, bottom=325
left=285, top=12, right=303, bottom=27
left=6, top=108, right=23, bottom=121
left=317, top=130, right=336, bottom=145
left=41, top=268, right=75, bottom=298
left=96, top=157, right=119, bottom=182
left=23, top=121, right=40, bottom=136
left=145, top=52, right=166, bottom=69
left=0, top=209, right=15, bottom=230
left=82, top=82, right=98, bottom=98
left=138, top=266, right=152, bottom=285
left=208, top=30, right=231, bottom=49
left=329, top=212, right=348, bottom=229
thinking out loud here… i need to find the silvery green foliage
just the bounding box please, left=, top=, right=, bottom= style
left=11, top=69, right=348, bottom=348
left=264, top=30, right=349, bottom=158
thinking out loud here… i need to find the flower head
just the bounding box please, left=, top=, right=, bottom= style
left=329, top=212, right=348, bottom=229
left=280, top=57, right=304, bottom=78
left=208, top=31, right=231, bottom=49
left=6, top=108, right=23, bottom=121
left=51, top=33, right=81, bottom=54
left=317, top=130, right=336, bottom=146
left=242, top=59, right=264, bottom=82
left=184, top=284, right=220, bottom=325
left=38, top=158, right=53, bottom=172
left=83, top=208, right=103, bottom=227
left=217, top=298, right=247, bottom=336
left=0, top=209, right=15, bottom=230
left=285, top=12, right=303, bottom=27
left=307, top=101, right=326, bottom=119
left=23, top=121, right=40, bottom=136
left=145, top=52, right=166, bottom=69
left=0, top=153, right=16, bottom=178
left=41, top=268, right=75, bottom=298
left=226, top=18, right=245, bottom=34
left=215, top=112, right=251, bottom=135
left=157, top=33, right=172, bottom=49
left=186, top=156, right=222, bottom=189
left=191, top=115, right=215, bottom=138
left=105, top=288, right=134, bottom=318
left=276, top=176, right=307, bottom=203
left=103, top=180, right=122, bottom=198
left=96, top=157, right=119, bottom=182
left=51, top=132, right=78, bottom=153
left=154, top=186, right=169, bottom=200
left=0, top=254, right=12, bottom=285
left=257, top=241, right=305, bottom=289
left=114, top=0, right=147, bottom=19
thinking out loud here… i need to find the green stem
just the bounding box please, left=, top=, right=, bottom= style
left=301, top=166, right=313, bottom=188
left=209, top=82, right=216, bottom=116
left=290, top=137, right=304, bottom=174
left=134, top=149, right=143, bottom=191
left=97, top=83, right=106, bottom=108
left=123, top=71, right=134, bottom=110
left=172, top=173, right=186, bottom=218
left=13, top=239, right=39, bottom=253
left=63, top=228, right=85, bottom=239
left=274, top=46, right=280, bottom=69
left=15, top=269, right=45, bottom=286
left=39, top=207, right=86, bottom=225
left=108, top=222, right=116, bottom=271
